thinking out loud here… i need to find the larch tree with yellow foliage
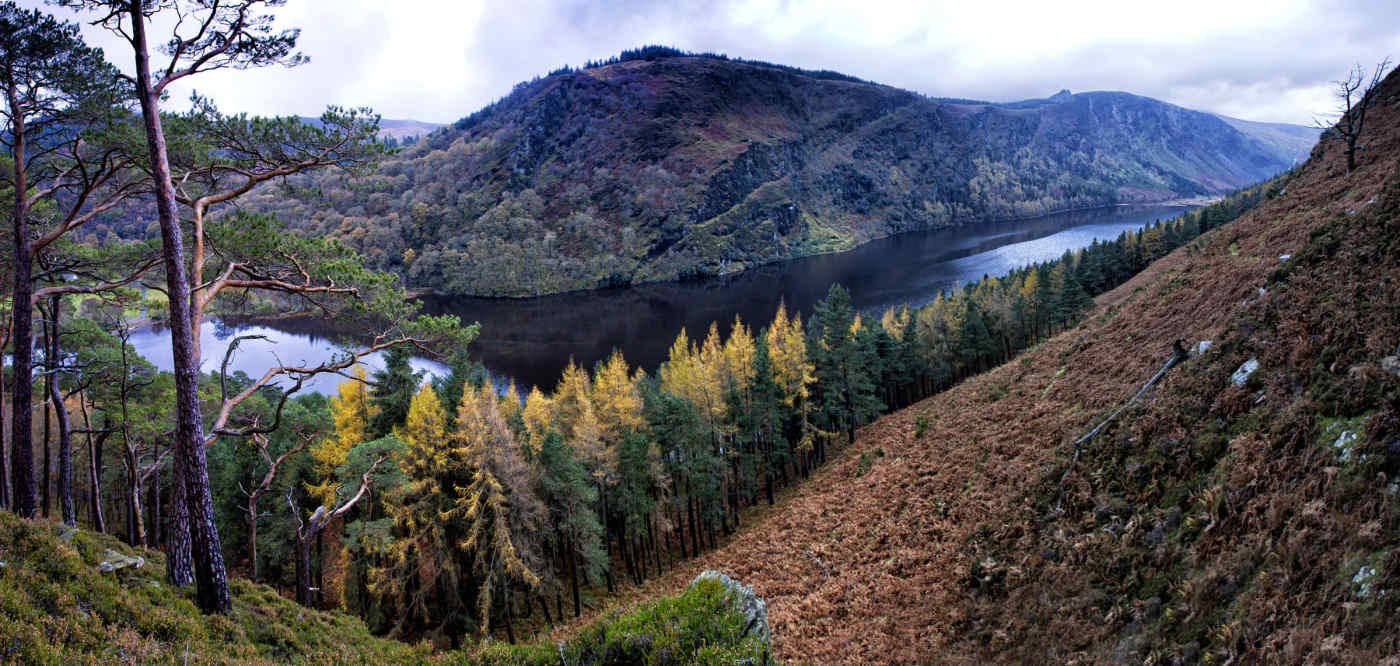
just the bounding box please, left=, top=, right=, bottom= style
left=370, top=383, right=473, bottom=640
left=306, top=366, right=378, bottom=506
left=766, top=301, right=816, bottom=476
left=452, top=383, right=546, bottom=643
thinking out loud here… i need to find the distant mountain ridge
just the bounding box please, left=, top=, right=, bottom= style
left=253, top=49, right=1317, bottom=297
left=295, top=116, right=443, bottom=141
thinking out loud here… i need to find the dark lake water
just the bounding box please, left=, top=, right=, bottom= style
left=129, top=204, right=1193, bottom=394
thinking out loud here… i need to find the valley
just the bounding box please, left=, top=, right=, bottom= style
left=141, top=202, right=1192, bottom=393
left=1, top=2, right=1393, bottom=663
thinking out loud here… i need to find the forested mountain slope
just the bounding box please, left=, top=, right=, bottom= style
left=250, top=48, right=1315, bottom=296
left=544, top=68, right=1400, bottom=663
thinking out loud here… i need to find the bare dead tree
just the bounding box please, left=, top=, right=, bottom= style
left=1317, top=58, right=1392, bottom=174
left=238, top=425, right=307, bottom=582
left=288, top=453, right=387, bottom=607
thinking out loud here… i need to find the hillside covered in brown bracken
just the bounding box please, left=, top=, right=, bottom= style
left=553, top=69, right=1400, bottom=664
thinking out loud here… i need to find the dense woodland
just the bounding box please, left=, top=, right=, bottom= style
left=0, top=0, right=1299, bottom=652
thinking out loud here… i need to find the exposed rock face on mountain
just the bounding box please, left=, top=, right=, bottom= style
left=257, top=51, right=1315, bottom=296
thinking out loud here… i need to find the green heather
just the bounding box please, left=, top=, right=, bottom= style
left=0, top=511, right=769, bottom=664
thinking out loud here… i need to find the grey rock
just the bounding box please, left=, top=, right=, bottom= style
left=1332, top=430, right=1359, bottom=462
left=97, top=549, right=145, bottom=573
left=1196, top=340, right=1213, bottom=355
left=1230, top=358, right=1259, bottom=387
left=690, top=570, right=770, bottom=646
left=1382, top=355, right=1400, bottom=377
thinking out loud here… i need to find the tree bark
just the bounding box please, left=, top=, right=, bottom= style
left=129, top=3, right=229, bottom=613
left=8, top=96, right=36, bottom=519
left=148, top=448, right=160, bottom=550
left=248, top=492, right=260, bottom=582
left=164, top=444, right=193, bottom=586
left=538, top=593, right=553, bottom=626
left=294, top=531, right=312, bottom=606
left=566, top=531, right=581, bottom=619
left=47, top=299, right=75, bottom=526
left=501, top=584, right=516, bottom=644
left=125, top=459, right=143, bottom=546
left=41, top=303, right=52, bottom=519
left=50, top=372, right=74, bottom=526
left=1, top=379, right=9, bottom=510
left=79, top=394, right=106, bottom=534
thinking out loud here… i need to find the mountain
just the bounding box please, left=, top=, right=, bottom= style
left=254, top=49, right=1316, bottom=297
left=375, top=118, right=445, bottom=141
left=296, top=115, right=444, bottom=141
left=1212, top=113, right=1319, bottom=164
left=548, top=66, right=1400, bottom=662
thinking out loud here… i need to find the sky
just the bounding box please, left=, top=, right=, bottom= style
left=25, top=0, right=1400, bottom=127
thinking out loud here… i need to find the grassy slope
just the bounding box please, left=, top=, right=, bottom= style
left=0, top=511, right=767, bottom=664
left=545, top=73, right=1400, bottom=663
left=0, top=513, right=427, bottom=664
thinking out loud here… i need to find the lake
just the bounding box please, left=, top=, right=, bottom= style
left=129, top=204, right=1193, bottom=394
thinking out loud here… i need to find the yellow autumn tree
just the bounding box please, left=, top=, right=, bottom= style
left=591, top=349, right=644, bottom=443
left=880, top=305, right=910, bottom=340
left=499, top=379, right=522, bottom=427
left=722, top=315, right=756, bottom=396
left=452, top=383, right=545, bottom=637
left=371, top=382, right=469, bottom=637
left=306, top=366, right=378, bottom=505
left=695, top=322, right=729, bottom=427
left=552, top=359, right=593, bottom=438
left=767, top=301, right=814, bottom=409
left=766, top=301, right=816, bottom=454
left=399, top=383, right=450, bottom=475
left=519, top=386, right=554, bottom=454
left=660, top=325, right=725, bottom=432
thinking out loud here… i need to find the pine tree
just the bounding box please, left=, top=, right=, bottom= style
left=369, top=347, right=422, bottom=438
left=811, top=284, right=883, bottom=450
left=534, top=430, right=606, bottom=619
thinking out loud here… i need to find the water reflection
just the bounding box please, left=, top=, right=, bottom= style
left=129, top=204, right=1192, bottom=394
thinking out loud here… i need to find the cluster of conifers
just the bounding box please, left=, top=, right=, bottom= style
left=282, top=174, right=1283, bottom=642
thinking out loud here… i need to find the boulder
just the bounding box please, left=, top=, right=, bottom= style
left=1230, top=358, right=1259, bottom=387
left=690, top=570, right=770, bottom=646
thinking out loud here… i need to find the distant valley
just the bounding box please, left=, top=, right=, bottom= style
left=253, top=48, right=1317, bottom=297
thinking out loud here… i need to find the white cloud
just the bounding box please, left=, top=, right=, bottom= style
left=22, top=0, right=1400, bottom=125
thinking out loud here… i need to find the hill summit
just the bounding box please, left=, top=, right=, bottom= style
left=254, top=47, right=1316, bottom=297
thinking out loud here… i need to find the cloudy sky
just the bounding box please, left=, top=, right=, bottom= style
left=27, top=0, right=1400, bottom=127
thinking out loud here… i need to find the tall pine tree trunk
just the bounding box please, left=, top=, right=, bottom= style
left=130, top=6, right=229, bottom=613
left=8, top=103, right=37, bottom=519
left=0, top=384, right=8, bottom=510
left=40, top=309, right=51, bottom=518
left=165, top=447, right=193, bottom=586
left=149, top=452, right=160, bottom=550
